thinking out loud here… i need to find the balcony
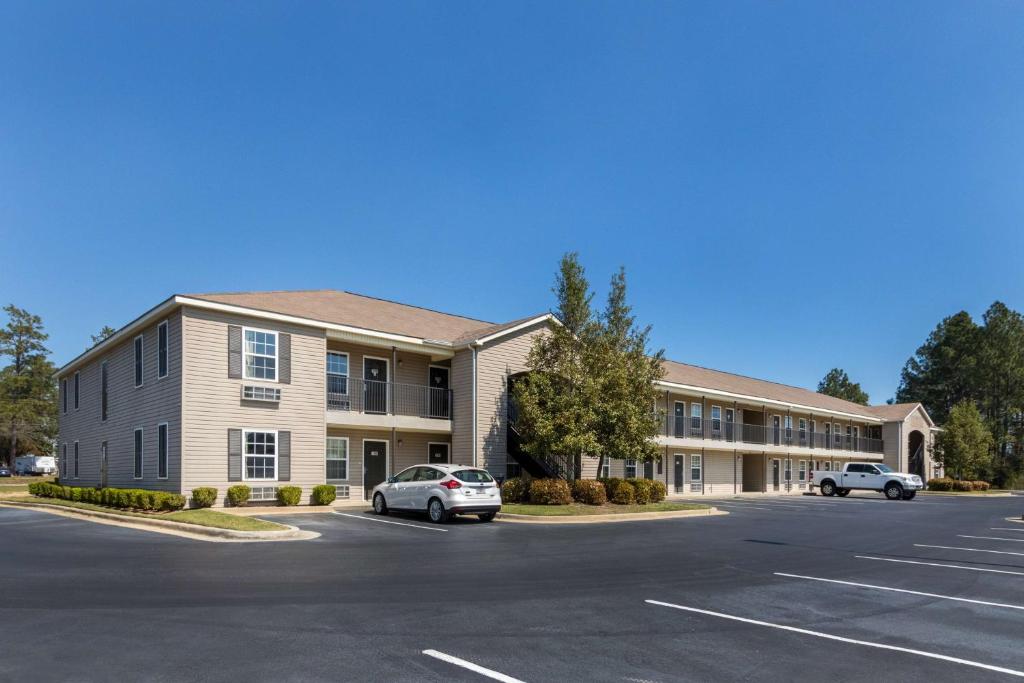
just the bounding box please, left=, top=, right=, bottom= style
left=658, top=415, right=884, bottom=455
left=326, top=377, right=453, bottom=433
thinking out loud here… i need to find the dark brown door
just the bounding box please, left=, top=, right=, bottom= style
left=364, top=358, right=388, bottom=414
left=428, top=443, right=449, bottom=464
left=363, top=440, right=387, bottom=498
left=428, top=366, right=450, bottom=418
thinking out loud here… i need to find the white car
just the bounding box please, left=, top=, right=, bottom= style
left=371, top=464, right=501, bottom=523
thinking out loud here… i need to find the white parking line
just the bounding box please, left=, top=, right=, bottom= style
left=422, top=649, right=524, bottom=682
left=333, top=512, right=448, bottom=532
left=856, top=555, right=1024, bottom=576
left=715, top=504, right=774, bottom=511
left=992, top=528, right=1024, bottom=532
left=774, top=572, right=1024, bottom=611
left=959, top=535, right=1024, bottom=543
left=915, top=544, right=1024, bottom=557
left=644, top=600, right=1024, bottom=678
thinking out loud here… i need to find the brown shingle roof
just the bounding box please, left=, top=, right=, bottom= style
left=660, top=359, right=883, bottom=419
left=863, top=403, right=925, bottom=422
left=184, top=289, right=540, bottom=345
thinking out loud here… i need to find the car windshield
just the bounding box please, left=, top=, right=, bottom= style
left=875, top=464, right=893, bottom=473
left=454, top=469, right=494, bottom=483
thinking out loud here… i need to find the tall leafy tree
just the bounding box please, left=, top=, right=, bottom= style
left=934, top=401, right=993, bottom=480
left=0, top=305, right=58, bottom=466
left=896, top=311, right=980, bottom=424
left=817, top=368, right=869, bottom=405
left=90, top=326, right=117, bottom=346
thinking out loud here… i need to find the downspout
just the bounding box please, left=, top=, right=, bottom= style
left=391, top=346, right=398, bottom=475
left=897, top=420, right=903, bottom=472
left=472, top=341, right=481, bottom=469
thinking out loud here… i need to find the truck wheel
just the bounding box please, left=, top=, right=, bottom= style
left=837, top=489, right=850, bottom=497
left=902, top=491, right=917, bottom=500
left=884, top=482, right=904, bottom=500
left=820, top=481, right=836, bottom=497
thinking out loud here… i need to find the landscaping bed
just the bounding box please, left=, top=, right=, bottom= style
left=500, top=502, right=710, bottom=516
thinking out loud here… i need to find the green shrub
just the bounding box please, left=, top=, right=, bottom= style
left=972, top=480, right=991, bottom=491
left=529, top=478, right=573, bottom=505
left=276, top=486, right=302, bottom=506
left=311, top=484, right=336, bottom=505
left=927, top=477, right=953, bottom=491
left=500, top=477, right=528, bottom=504
left=611, top=481, right=636, bottom=504
left=650, top=480, right=667, bottom=502
left=191, top=487, right=217, bottom=508
left=571, top=479, right=607, bottom=505
left=27, top=483, right=185, bottom=511
left=600, top=477, right=624, bottom=499
left=226, top=485, right=251, bottom=507
left=630, top=478, right=655, bottom=505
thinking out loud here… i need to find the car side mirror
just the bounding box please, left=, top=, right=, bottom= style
left=386, top=476, right=397, bottom=484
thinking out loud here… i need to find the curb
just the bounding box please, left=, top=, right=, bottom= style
left=497, top=507, right=726, bottom=524
left=0, top=501, right=319, bottom=542
left=1004, top=517, right=1024, bottom=525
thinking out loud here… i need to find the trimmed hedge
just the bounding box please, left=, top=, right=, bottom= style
left=311, top=484, right=336, bottom=505
left=649, top=480, right=667, bottom=503
left=628, top=478, right=656, bottom=504
left=226, top=484, right=251, bottom=507
left=571, top=479, right=608, bottom=505
left=28, top=482, right=186, bottom=511
left=611, top=481, right=636, bottom=504
left=191, top=487, right=217, bottom=508
left=276, top=486, right=302, bottom=506
left=529, top=478, right=573, bottom=505
left=598, top=477, right=624, bottom=500
left=927, top=478, right=991, bottom=492
left=500, top=477, right=529, bottom=504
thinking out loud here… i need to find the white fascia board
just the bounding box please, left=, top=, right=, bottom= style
left=465, top=313, right=557, bottom=347
left=654, top=379, right=883, bottom=423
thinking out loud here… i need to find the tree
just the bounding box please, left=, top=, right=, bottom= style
left=896, top=311, right=980, bottom=424
left=934, top=401, right=993, bottom=480
left=0, top=305, right=58, bottom=467
left=817, top=368, right=869, bottom=405
left=91, top=326, right=117, bottom=346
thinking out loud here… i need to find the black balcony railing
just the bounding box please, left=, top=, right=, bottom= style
left=327, top=376, right=452, bottom=420
left=660, top=415, right=883, bottom=454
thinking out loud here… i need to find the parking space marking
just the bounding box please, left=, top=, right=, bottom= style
left=333, top=512, right=448, bottom=532
left=715, top=504, right=774, bottom=511
left=992, top=528, right=1024, bottom=532
left=422, top=649, right=524, bottom=682
left=960, top=535, right=1024, bottom=543
left=915, top=544, right=1024, bottom=558
left=774, top=572, right=1024, bottom=611
left=856, top=555, right=1024, bottom=576
left=644, top=600, right=1024, bottom=678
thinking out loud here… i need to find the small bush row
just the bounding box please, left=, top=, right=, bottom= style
left=498, top=475, right=667, bottom=506
left=598, top=477, right=666, bottom=504
left=29, top=482, right=186, bottom=511
left=528, top=478, right=573, bottom=505
left=927, top=478, right=991, bottom=492
left=571, top=479, right=607, bottom=505
left=222, top=484, right=337, bottom=507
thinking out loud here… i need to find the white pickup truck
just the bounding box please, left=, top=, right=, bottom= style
left=811, top=462, right=924, bottom=500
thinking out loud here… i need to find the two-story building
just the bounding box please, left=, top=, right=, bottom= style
left=55, top=289, right=938, bottom=505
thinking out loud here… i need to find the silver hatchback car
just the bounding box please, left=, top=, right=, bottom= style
left=371, top=464, right=502, bottom=523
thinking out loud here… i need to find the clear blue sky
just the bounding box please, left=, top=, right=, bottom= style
left=2, top=1, right=1022, bottom=403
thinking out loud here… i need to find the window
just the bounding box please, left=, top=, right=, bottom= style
left=845, top=425, right=852, bottom=449
left=73, top=441, right=79, bottom=478
left=833, top=423, right=841, bottom=446
left=625, top=459, right=637, bottom=478
left=61, top=379, right=67, bottom=414
left=711, top=406, right=722, bottom=433
left=394, top=467, right=418, bottom=483
left=326, top=352, right=349, bottom=410
left=600, top=458, right=610, bottom=478
left=690, top=454, right=702, bottom=481
left=134, top=428, right=144, bottom=479
left=157, top=321, right=169, bottom=378
left=244, top=430, right=276, bottom=480
left=134, top=335, right=144, bottom=387
left=851, top=426, right=859, bottom=449
left=101, top=361, right=109, bottom=421
left=242, top=385, right=281, bottom=402
left=784, top=459, right=792, bottom=482
left=61, top=444, right=67, bottom=478
left=454, top=469, right=494, bottom=483
left=784, top=415, right=793, bottom=440
left=690, top=403, right=703, bottom=434
left=158, top=423, right=168, bottom=479
left=326, top=437, right=348, bottom=481
left=74, top=372, right=79, bottom=410
left=243, top=329, right=277, bottom=381
left=799, top=460, right=807, bottom=482
left=798, top=418, right=807, bottom=442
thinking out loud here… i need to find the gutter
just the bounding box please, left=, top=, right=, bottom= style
left=471, top=341, right=481, bottom=468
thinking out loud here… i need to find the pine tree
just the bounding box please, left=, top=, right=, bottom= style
left=817, top=368, right=869, bottom=405
left=0, top=305, right=58, bottom=466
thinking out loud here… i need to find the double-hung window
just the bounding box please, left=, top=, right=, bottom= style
left=134, top=428, right=144, bottom=479
left=690, top=403, right=703, bottom=436
left=690, top=454, right=702, bottom=488
left=833, top=423, right=842, bottom=448
left=157, top=321, right=169, bottom=378
left=326, top=437, right=349, bottom=481
left=134, top=335, right=144, bottom=387
left=711, top=406, right=722, bottom=434
left=244, top=430, right=277, bottom=480
left=784, top=458, right=792, bottom=482
left=158, top=423, right=168, bottom=479
left=600, top=458, right=611, bottom=479
left=74, top=371, right=79, bottom=410
left=326, top=352, right=349, bottom=410
left=784, top=415, right=793, bottom=442
left=243, top=329, right=277, bottom=381
left=851, top=426, right=859, bottom=450
left=798, top=418, right=807, bottom=444
left=625, top=459, right=637, bottom=478
left=798, top=460, right=807, bottom=483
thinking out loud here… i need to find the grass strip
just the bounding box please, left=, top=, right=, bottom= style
left=500, top=502, right=710, bottom=516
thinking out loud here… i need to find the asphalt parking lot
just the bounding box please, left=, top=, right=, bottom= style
left=3, top=493, right=1024, bottom=682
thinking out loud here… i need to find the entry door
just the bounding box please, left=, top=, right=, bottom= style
left=643, top=459, right=654, bottom=479
left=674, top=402, right=686, bottom=437
left=725, top=409, right=735, bottom=442
left=363, top=440, right=388, bottom=499
left=771, top=459, right=781, bottom=491
left=772, top=416, right=781, bottom=445
left=364, top=358, right=388, bottom=414
left=824, top=423, right=832, bottom=449
left=673, top=455, right=684, bottom=494
left=428, top=443, right=449, bottom=464
left=100, top=442, right=108, bottom=488
left=428, top=366, right=450, bottom=418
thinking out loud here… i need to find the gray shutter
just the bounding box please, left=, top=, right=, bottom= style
left=228, top=429, right=242, bottom=481
left=228, top=326, right=243, bottom=378
left=278, top=333, right=291, bottom=384
left=277, top=430, right=291, bottom=481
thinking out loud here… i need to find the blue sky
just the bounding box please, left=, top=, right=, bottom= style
left=2, top=1, right=1022, bottom=403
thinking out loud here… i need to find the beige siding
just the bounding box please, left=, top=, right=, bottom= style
left=180, top=307, right=326, bottom=503
left=56, top=312, right=183, bottom=491
left=451, top=349, right=474, bottom=463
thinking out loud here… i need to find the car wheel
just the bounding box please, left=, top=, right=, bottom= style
left=372, top=493, right=388, bottom=515
left=837, top=489, right=850, bottom=497
left=478, top=512, right=496, bottom=523
left=820, top=481, right=836, bottom=497
left=902, top=491, right=917, bottom=500
left=884, top=482, right=904, bottom=500
left=428, top=498, right=450, bottom=524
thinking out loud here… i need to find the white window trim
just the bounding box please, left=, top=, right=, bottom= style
left=242, top=327, right=279, bottom=383
left=361, top=438, right=390, bottom=493
left=600, top=458, right=611, bottom=479
left=690, top=454, right=702, bottom=482
left=74, top=371, right=80, bottom=410
left=134, top=427, right=144, bottom=480
left=157, top=422, right=169, bottom=480
left=327, top=351, right=350, bottom=377
left=157, top=320, right=169, bottom=380
left=798, top=460, right=807, bottom=482
left=711, top=405, right=722, bottom=431
left=625, top=458, right=638, bottom=478
left=326, top=435, right=350, bottom=483
left=427, top=441, right=451, bottom=464
left=242, top=428, right=278, bottom=482
left=134, top=334, right=145, bottom=388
